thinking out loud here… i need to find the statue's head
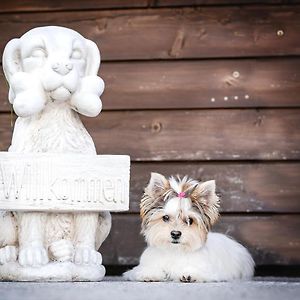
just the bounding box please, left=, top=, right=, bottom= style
left=2, top=26, right=104, bottom=117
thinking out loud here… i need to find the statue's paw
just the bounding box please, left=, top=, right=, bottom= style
left=71, top=93, right=102, bottom=117
left=0, top=246, right=18, bottom=265
left=74, top=246, right=102, bottom=266
left=49, top=239, right=74, bottom=262
left=13, top=91, right=45, bottom=118
left=19, top=245, right=49, bottom=267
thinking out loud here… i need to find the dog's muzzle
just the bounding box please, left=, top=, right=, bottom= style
left=171, top=230, right=182, bottom=243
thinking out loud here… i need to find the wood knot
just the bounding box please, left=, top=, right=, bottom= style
left=254, top=115, right=264, bottom=127
left=220, top=17, right=231, bottom=25
left=151, top=122, right=162, bottom=133
left=169, top=28, right=185, bottom=58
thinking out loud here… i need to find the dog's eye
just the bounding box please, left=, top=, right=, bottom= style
left=185, top=217, right=194, bottom=226
left=71, top=49, right=82, bottom=59
left=162, top=215, right=170, bottom=222
left=31, top=48, right=47, bottom=58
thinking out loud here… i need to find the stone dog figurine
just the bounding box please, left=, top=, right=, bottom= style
left=0, top=26, right=111, bottom=275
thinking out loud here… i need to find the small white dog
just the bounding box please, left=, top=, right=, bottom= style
left=124, top=173, right=254, bottom=282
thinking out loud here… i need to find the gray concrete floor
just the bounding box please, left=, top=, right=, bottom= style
left=0, top=277, right=299, bottom=300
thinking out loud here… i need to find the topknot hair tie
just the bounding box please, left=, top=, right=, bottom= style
left=178, top=192, right=186, bottom=199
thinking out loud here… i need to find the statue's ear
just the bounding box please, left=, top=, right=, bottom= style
left=85, top=39, right=100, bottom=76
left=2, top=38, right=22, bottom=103
left=2, top=38, right=22, bottom=80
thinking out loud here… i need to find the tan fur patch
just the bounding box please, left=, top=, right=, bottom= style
left=140, top=174, right=220, bottom=234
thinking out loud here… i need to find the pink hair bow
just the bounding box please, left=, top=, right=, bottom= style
left=178, top=192, right=186, bottom=199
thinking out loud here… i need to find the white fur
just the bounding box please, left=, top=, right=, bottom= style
left=124, top=232, right=254, bottom=282
left=124, top=174, right=254, bottom=282
left=0, top=26, right=111, bottom=279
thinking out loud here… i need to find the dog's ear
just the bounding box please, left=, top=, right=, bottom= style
left=2, top=38, right=22, bottom=103
left=85, top=39, right=100, bottom=76
left=144, top=172, right=169, bottom=199
left=190, top=180, right=220, bottom=229
left=140, top=173, right=170, bottom=228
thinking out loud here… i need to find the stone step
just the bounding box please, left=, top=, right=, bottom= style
left=0, top=277, right=299, bottom=300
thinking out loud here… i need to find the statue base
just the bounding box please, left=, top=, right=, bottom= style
left=0, top=262, right=105, bottom=281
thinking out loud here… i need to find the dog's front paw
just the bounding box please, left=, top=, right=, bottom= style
left=19, top=245, right=49, bottom=267
left=74, top=246, right=102, bottom=265
left=177, top=270, right=204, bottom=283
left=140, top=272, right=167, bottom=282
left=0, top=246, right=18, bottom=265
left=49, top=239, right=74, bottom=262
left=124, top=267, right=167, bottom=282
left=180, top=275, right=196, bottom=283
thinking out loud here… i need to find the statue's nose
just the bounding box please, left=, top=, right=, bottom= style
left=52, top=62, right=73, bottom=75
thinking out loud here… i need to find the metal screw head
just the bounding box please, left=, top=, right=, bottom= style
left=277, top=29, right=284, bottom=37
left=232, top=71, right=240, bottom=78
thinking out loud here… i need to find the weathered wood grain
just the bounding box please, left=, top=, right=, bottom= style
left=0, top=114, right=13, bottom=151
left=155, top=0, right=300, bottom=5
left=86, top=109, right=300, bottom=161
left=0, top=0, right=299, bottom=273
left=129, top=162, right=300, bottom=213
left=0, top=1, right=298, bottom=13
left=101, top=214, right=300, bottom=266
left=99, top=58, right=300, bottom=110
left=1, top=109, right=299, bottom=160
left=0, top=0, right=147, bottom=12
left=0, top=6, right=299, bottom=61
left=1, top=58, right=300, bottom=112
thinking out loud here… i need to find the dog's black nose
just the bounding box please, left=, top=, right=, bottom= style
left=171, top=230, right=182, bottom=240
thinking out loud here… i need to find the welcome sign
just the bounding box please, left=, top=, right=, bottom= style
left=0, top=152, right=130, bottom=212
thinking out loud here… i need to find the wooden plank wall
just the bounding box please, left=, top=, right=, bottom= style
left=0, top=0, right=300, bottom=273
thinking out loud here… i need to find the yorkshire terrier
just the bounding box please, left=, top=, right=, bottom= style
left=124, top=173, right=254, bottom=282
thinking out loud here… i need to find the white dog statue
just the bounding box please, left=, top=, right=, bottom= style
left=0, top=26, right=112, bottom=281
